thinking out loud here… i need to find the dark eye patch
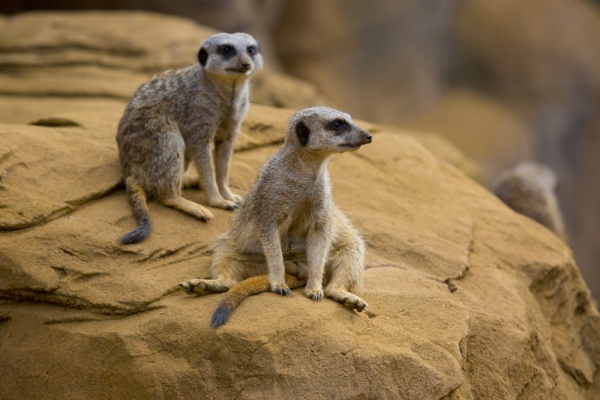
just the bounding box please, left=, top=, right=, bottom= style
left=328, top=119, right=349, bottom=133
left=219, top=45, right=236, bottom=58
left=247, top=45, right=257, bottom=55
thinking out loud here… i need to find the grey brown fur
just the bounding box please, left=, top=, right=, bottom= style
left=179, top=106, right=372, bottom=316
left=493, top=162, right=567, bottom=242
left=116, top=32, right=263, bottom=244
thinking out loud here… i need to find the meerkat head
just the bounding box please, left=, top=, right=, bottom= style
left=492, top=161, right=567, bottom=241
left=287, top=107, right=372, bottom=155
left=493, top=162, right=560, bottom=201
left=197, top=33, right=263, bottom=78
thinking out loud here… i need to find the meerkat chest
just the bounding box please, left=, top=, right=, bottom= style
left=281, top=193, right=331, bottom=237
left=218, top=79, right=249, bottom=119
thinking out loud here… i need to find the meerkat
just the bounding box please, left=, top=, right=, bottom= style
left=116, top=32, right=263, bottom=244
left=178, top=106, right=372, bottom=327
left=492, top=162, right=567, bottom=242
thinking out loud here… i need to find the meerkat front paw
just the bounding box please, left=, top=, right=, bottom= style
left=304, top=288, right=323, bottom=302
left=192, top=205, right=215, bottom=221
left=220, top=190, right=243, bottom=206
left=228, top=193, right=243, bottom=205
left=270, top=283, right=293, bottom=297
left=177, top=279, right=207, bottom=295
left=209, top=197, right=239, bottom=210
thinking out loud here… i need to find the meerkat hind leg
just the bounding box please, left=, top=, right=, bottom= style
left=324, top=287, right=368, bottom=312
left=160, top=196, right=215, bottom=221
left=323, top=243, right=368, bottom=311
left=178, top=277, right=238, bottom=295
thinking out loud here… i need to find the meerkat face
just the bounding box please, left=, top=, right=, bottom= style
left=289, top=107, right=372, bottom=154
left=197, top=33, right=263, bottom=78
left=514, top=162, right=559, bottom=194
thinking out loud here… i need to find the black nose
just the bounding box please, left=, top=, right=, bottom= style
left=241, top=62, right=251, bottom=70
left=364, top=133, right=372, bottom=143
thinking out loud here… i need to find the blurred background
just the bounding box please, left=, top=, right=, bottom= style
left=1, top=0, right=599, bottom=300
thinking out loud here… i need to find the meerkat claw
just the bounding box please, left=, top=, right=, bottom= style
left=177, top=282, right=196, bottom=295
left=210, top=199, right=239, bottom=210
left=177, top=279, right=208, bottom=295
left=305, top=289, right=324, bottom=302
left=272, top=285, right=293, bottom=297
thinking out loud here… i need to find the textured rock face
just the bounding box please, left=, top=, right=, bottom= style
left=0, top=103, right=599, bottom=399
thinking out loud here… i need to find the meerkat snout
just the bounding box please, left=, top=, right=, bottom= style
left=360, top=131, right=373, bottom=144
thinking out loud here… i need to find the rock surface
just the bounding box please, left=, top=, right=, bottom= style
left=1, top=103, right=599, bottom=399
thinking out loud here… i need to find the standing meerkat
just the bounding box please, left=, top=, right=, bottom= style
left=116, top=32, right=263, bottom=244
left=178, top=106, right=372, bottom=327
left=492, top=162, right=567, bottom=242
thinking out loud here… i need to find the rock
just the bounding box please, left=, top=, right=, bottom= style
left=0, top=112, right=123, bottom=231
left=0, top=11, right=327, bottom=124
left=383, top=120, right=485, bottom=184
left=0, top=103, right=599, bottom=398
left=0, top=11, right=213, bottom=71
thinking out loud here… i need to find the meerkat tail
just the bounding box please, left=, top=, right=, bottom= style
left=119, top=177, right=152, bottom=244
left=211, top=274, right=304, bottom=328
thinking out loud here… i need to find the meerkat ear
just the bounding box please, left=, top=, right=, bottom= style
left=295, top=122, right=310, bottom=146
left=198, top=47, right=209, bottom=67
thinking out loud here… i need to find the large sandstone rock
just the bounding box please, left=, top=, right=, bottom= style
left=0, top=104, right=599, bottom=399
left=0, top=11, right=326, bottom=124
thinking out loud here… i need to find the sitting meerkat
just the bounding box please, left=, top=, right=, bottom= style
left=178, top=106, right=373, bottom=327
left=492, top=162, right=567, bottom=242
left=116, top=32, right=263, bottom=244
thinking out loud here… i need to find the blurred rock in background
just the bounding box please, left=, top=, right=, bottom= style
left=1, top=0, right=599, bottom=299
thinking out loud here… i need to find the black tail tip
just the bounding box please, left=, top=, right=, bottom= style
left=211, top=305, right=233, bottom=329
left=118, top=224, right=151, bottom=244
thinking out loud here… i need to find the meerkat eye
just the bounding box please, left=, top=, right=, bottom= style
left=247, top=45, right=257, bottom=55
left=329, top=119, right=348, bottom=132
left=219, top=45, right=235, bottom=56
